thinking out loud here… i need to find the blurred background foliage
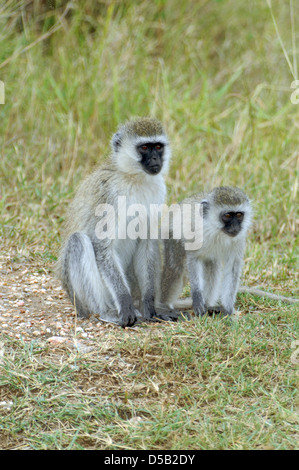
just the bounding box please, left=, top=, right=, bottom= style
left=0, top=0, right=298, bottom=293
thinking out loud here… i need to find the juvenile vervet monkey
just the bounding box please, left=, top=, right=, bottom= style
left=160, top=186, right=252, bottom=316
left=56, top=117, right=171, bottom=327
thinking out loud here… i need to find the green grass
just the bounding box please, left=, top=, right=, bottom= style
left=0, top=0, right=298, bottom=450
left=0, top=307, right=298, bottom=450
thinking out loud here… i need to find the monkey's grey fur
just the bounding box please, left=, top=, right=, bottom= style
left=56, top=117, right=171, bottom=327
left=160, top=186, right=252, bottom=316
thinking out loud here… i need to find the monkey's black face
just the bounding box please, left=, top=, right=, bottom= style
left=137, top=142, right=164, bottom=175
left=220, top=211, right=244, bottom=237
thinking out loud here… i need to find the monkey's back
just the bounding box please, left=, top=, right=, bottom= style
left=55, top=164, right=117, bottom=278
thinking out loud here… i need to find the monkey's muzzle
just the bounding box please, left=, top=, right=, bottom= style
left=147, top=165, right=161, bottom=175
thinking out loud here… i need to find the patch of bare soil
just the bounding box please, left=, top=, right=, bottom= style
left=0, top=253, right=121, bottom=351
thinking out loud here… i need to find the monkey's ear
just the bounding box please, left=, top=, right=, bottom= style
left=111, top=132, right=122, bottom=152
left=201, top=200, right=210, bottom=216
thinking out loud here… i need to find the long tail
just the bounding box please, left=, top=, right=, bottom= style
left=238, top=286, right=299, bottom=304
left=173, top=286, right=298, bottom=310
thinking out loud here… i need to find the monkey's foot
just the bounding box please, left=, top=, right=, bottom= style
left=206, top=306, right=230, bottom=316
left=140, top=311, right=177, bottom=323
left=154, top=307, right=191, bottom=322
left=96, top=307, right=141, bottom=327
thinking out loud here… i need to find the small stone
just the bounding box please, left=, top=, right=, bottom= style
left=48, top=336, right=67, bottom=344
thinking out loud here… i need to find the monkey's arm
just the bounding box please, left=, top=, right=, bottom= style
left=186, top=252, right=205, bottom=316
left=218, top=255, right=243, bottom=315
left=93, top=243, right=139, bottom=327
left=160, top=237, right=186, bottom=306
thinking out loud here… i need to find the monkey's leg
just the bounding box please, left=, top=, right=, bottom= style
left=61, top=232, right=109, bottom=318
left=186, top=253, right=205, bottom=316
left=126, top=264, right=141, bottom=309
left=93, top=242, right=140, bottom=327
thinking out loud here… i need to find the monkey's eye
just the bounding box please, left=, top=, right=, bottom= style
left=224, top=213, right=231, bottom=219
left=141, top=145, right=148, bottom=151
left=236, top=212, right=244, bottom=219
left=155, top=144, right=162, bottom=150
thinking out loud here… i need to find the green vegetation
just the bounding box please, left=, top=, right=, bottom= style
left=0, top=0, right=298, bottom=450
left=0, top=308, right=298, bottom=450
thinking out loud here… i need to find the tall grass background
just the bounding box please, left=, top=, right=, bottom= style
left=0, top=0, right=298, bottom=294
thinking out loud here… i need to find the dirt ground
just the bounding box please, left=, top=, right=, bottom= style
left=0, top=252, right=121, bottom=352
left=1, top=251, right=296, bottom=352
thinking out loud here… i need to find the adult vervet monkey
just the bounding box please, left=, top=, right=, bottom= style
left=56, top=117, right=171, bottom=327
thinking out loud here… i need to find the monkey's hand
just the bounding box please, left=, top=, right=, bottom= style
left=143, top=304, right=160, bottom=323
left=192, top=290, right=206, bottom=317
left=156, top=309, right=183, bottom=322
left=142, top=294, right=163, bottom=323
left=118, top=295, right=139, bottom=327
left=153, top=305, right=183, bottom=322
left=142, top=304, right=179, bottom=323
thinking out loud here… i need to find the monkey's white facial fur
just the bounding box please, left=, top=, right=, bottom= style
left=110, top=118, right=171, bottom=176
left=203, top=187, right=252, bottom=240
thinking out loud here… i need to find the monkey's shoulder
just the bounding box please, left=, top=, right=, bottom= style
left=74, top=165, right=118, bottom=198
